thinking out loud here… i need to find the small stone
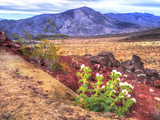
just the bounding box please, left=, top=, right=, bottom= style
left=154, top=80, right=160, bottom=87
left=149, top=88, right=154, bottom=92
left=126, top=70, right=131, bottom=73
left=136, top=74, right=141, bottom=77
left=139, top=74, right=146, bottom=77
left=37, top=81, right=43, bottom=85
left=134, top=69, right=144, bottom=74
left=154, top=97, right=160, bottom=102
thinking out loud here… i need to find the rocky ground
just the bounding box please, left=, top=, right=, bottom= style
left=0, top=30, right=160, bottom=120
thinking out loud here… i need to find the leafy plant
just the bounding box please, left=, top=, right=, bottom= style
left=74, top=65, right=136, bottom=118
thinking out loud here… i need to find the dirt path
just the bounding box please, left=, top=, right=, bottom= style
left=0, top=49, right=135, bottom=120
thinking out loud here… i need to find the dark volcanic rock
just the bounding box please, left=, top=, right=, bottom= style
left=120, top=60, right=135, bottom=72
left=120, top=55, right=144, bottom=73
left=134, top=69, right=144, bottom=74
left=89, top=51, right=120, bottom=68
left=144, top=68, right=159, bottom=78
left=132, top=55, right=144, bottom=71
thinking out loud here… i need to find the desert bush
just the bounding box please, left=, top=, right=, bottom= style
left=12, top=19, right=68, bottom=72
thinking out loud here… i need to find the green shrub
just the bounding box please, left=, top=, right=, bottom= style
left=74, top=65, right=136, bottom=118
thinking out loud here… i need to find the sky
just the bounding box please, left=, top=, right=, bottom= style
left=0, top=0, right=160, bottom=20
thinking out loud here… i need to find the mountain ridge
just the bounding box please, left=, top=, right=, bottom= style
left=0, top=6, right=160, bottom=38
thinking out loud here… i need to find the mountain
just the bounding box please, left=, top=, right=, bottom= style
left=0, top=6, right=160, bottom=38
left=104, top=12, right=160, bottom=28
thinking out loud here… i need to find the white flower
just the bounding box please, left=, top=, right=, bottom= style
left=112, top=70, right=117, bottom=73
left=127, top=94, right=131, bottom=98
left=112, top=70, right=122, bottom=76
left=119, top=82, right=124, bottom=86
left=128, top=84, right=134, bottom=89
left=106, top=82, right=109, bottom=85
left=122, top=89, right=128, bottom=95
left=81, top=64, right=85, bottom=70
left=116, top=72, right=122, bottom=76
left=131, top=98, right=136, bottom=103
left=117, top=78, right=121, bottom=81
left=99, top=74, right=103, bottom=77
left=123, top=74, right=128, bottom=78
left=112, top=90, right=116, bottom=93
left=123, top=82, right=128, bottom=86
left=102, top=85, right=105, bottom=89
left=120, top=95, right=124, bottom=98
left=96, top=73, right=100, bottom=77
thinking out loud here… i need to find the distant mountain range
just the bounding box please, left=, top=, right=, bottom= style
left=0, top=6, right=160, bottom=38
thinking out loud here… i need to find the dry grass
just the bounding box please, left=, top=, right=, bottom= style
left=58, top=37, right=160, bottom=71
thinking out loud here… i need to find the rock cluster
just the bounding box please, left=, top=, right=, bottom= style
left=84, top=51, right=160, bottom=87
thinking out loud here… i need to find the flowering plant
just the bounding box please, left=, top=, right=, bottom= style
left=74, top=65, right=136, bottom=117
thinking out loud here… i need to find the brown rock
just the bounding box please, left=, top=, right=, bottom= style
left=154, top=80, right=160, bottom=87
left=70, top=59, right=80, bottom=69
left=144, top=68, right=159, bottom=78
left=120, top=55, right=144, bottom=73
left=131, top=55, right=144, bottom=71
left=134, top=69, right=144, bottom=74
left=120, top=60, right=135, bottom=72
left=89, top=51, right=120, bottom=68
left=37, top=81, right=43, bottom=85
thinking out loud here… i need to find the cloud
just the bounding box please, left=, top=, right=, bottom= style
left=0, top=0, right=160, bottom=20
left=124, top=1, right=160, bottom=8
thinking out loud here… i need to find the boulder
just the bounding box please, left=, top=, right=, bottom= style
left=84, top=54, right=92, bottom=59
left=121, top=60, right=135, bottom=72
left=131, top=55, right=144, bottom=71
left=120, top=55, right=144, bottom=73
left=0, top=31, right=12, bottom=46
left=89, top=51, right=120, bottom=68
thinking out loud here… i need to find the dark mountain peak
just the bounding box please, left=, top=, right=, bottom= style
left=78, top=6, right=95, bottom=11
left=63, top=6, right=97, bottom=14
